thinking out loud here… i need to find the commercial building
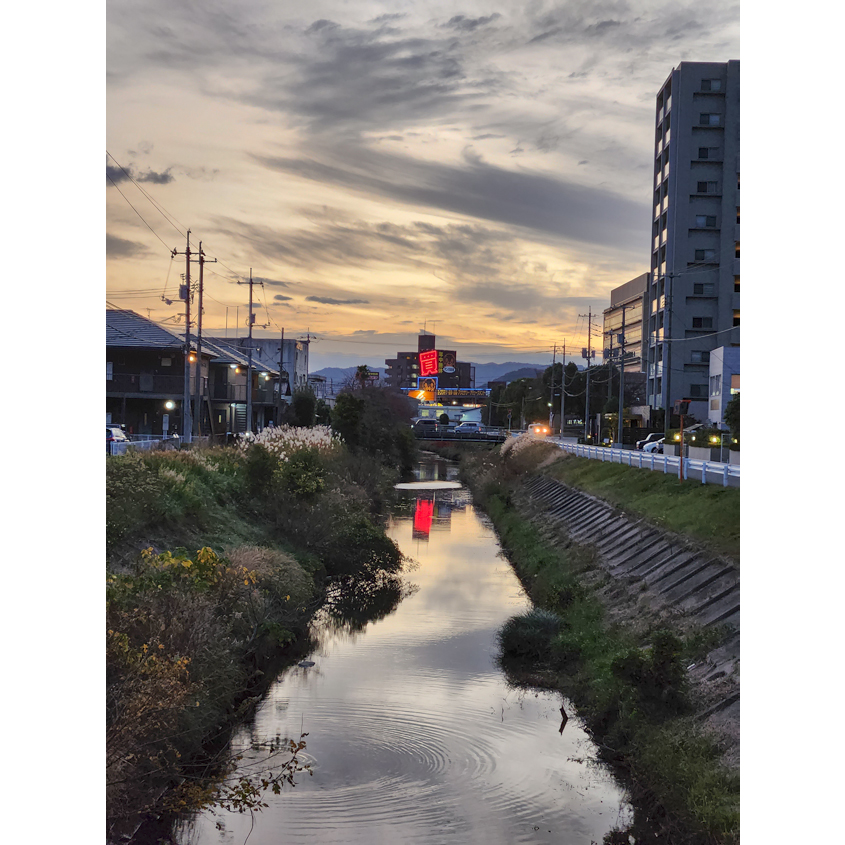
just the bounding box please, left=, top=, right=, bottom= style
left=645, top=60, right=740, bottom=424
left=602, top=273, right=648, bottom=372
left=385, top=333, right=475, bottom=394
left=385, top=332, right=487, bottom=422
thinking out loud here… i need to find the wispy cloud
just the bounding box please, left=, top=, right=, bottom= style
left=306, top=295, right=370, bottom=306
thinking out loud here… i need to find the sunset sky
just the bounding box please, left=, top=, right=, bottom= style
left=106, top=0, right=740, bottom=370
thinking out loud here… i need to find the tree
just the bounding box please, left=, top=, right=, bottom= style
left=291, top=387, right=316, bottom=427
left=355, top=365, right=371, bottom=389
left=331, top=392, right=364, bottom=448
left=724, top=393, right=740, bottom=440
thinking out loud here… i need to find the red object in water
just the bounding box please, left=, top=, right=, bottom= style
left=413, top=498, right=434, bottom=536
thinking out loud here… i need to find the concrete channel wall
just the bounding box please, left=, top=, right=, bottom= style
left=518, top=473, right=740, bottom=762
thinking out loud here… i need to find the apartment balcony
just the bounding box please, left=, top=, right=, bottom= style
left=107, top=372, right=185, bottom=396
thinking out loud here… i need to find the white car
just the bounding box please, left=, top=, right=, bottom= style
left=528, top=423, right=550, bottom=437
left=455, top=422, right=485, bottom=434
left=642, top=437, right=664, bottom=454
left=636, top=432, right=663, bottom=450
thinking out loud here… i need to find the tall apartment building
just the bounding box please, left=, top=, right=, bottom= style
left=645, top=60, right=740, bottom=424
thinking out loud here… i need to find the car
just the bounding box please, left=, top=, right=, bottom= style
left=107, top=425, right=129, bottom=454
left=454, top=422, right=485, bottom=434
left=527, top=423, right=550, bottom=437
left=635, top=432, right=663, bottom=451
left=642, top=437, right=664, bottom=454
left=412, top=418, right=440, bottom=435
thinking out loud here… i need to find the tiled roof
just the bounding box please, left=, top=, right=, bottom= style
left=106, top=309, right=184, bottom=349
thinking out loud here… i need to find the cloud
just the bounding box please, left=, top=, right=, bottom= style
left=106, top=233, right=148, bottom=258
left=253, top=141, right=649, bottom=253
left=106, top=162, right=174, bottom=185
left=273, top=294, right=293, bottom=301
left=306, top=296, right=370, bottom=305
left=444, top=14, right=501, bottom=32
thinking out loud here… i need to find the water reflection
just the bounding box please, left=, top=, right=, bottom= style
left=178, top=457, right=632, bottom=845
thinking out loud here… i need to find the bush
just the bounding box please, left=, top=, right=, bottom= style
left=498, top=608, right=562, bottom=661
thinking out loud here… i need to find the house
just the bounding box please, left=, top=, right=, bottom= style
left=107, top=309, right=283, bottom=438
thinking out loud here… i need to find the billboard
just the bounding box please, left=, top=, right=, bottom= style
left=409, top=376, right=438, bottom=401
left=418, top=349, right=458, bottom=376
left=419, top=349, right=438, bottom=376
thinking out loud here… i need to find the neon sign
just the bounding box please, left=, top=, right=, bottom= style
left=419, top=349, right=438, bottom=376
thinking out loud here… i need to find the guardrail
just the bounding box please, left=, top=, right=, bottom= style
left=559, top=443, right=740, bottom=488
left=108, top=437, right=178, bottom=456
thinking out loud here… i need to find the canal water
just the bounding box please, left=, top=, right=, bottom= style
left=177, top=456, right=632, bottom=844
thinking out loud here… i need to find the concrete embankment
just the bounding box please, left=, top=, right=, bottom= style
left=517, top=473, right=740, bottom=768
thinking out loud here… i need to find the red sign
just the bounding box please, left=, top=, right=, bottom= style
left=419, top=349, right=438, bottom=376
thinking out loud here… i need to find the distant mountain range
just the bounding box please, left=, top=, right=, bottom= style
left=312, top=362, right=547, bottom=387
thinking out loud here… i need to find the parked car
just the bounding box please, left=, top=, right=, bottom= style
left=107, top=425, right=129, bottom=454
left=454, top=422, right=485, bottom=434
left=635, top=432, right=663, bottom=451
left=642, top=437, right=664, bottom=454
left=412, top=418, right=439, bottom=435
left=528, top=422, right=550, bottom=437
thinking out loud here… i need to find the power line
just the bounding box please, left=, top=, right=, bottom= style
left=107, top=174, right=173, bottom=251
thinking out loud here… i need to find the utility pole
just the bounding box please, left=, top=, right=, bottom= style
left=237, top=269, right=256, bottom=433
left=663, top=271, right=674, bottom=440
left=580, top=307, right=595, bottom=442
left=560, top=340, right=566, bottom=439
left=193, top=242, right=216, bottom=438
left=617, top=304, right=627, bottom=446
left=277, top=327, right=285, bottom=423
left=172, top=230, right=192, bottom=442
left=549, top=343, right=556, bottom=430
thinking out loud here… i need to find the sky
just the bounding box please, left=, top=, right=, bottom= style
left=105, top=0, right=740, bottom=371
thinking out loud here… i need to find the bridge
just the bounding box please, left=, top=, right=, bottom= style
left=414, top=428, right=509, bottom=444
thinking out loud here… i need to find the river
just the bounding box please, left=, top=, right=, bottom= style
left=177, top=455, right=632, bottom=844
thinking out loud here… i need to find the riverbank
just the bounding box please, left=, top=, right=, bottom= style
left=106, top=425, right=412, bottom=841
left=452, top=438, right=740, bottom=845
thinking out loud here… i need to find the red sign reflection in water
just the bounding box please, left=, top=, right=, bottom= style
left=413, top=498, right=435, bottom=537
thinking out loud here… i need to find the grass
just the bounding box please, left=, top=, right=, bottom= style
left=106, top=439, right=408, bottom=837
left=546, top=454, right=740, bottom=562
left=461, top=455, right=739, bottom=845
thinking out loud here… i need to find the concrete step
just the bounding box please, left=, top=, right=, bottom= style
left=606, top=536, right=671, bottom=574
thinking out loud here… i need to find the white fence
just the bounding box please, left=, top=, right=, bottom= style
left=559, top=443, right=740, bottom=488
left=108, top=437, right=175, bottom=456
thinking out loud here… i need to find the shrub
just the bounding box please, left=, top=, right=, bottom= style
left=498, top=608, right=562, bottom=661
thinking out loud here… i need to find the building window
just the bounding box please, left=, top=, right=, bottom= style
left=692, top=317, right=713, bottom=329
left=699, top=113, right=722, bottom=126
left=693, top=283, right=715, bottom=295
left=736, top=206, right=740, bottom=224
left=701, top=79, right=722, bottom=91
left=689, top=384, right=707, bottom=398
left=734, top=275, right=740, bottom=293
left=733, top=310, right=740, bottom=327
left=107, top=362, right=113, bottom=380
left=735, top=242, right=740, bottom=258
left=694, top=249, right=716, bottom=261
left=696, top=181, right=718, bottom=193
left=694, top=215, right=717, bottom=227
left=691, top=351, right=711, bottom=363
left=710, top=374, right=722, bottom=396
